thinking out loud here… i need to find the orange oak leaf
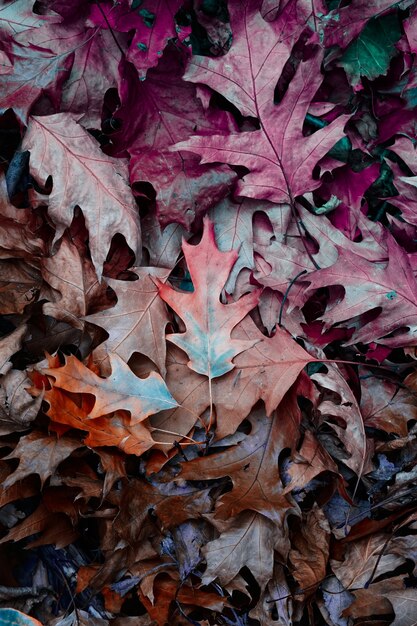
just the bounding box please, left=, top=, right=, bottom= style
left=45, top=386, right=154, bottom=456
left=42, top=353, right=178, bottom=424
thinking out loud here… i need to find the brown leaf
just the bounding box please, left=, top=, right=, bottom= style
left=0, top=325, right=27, bottom=375
left=201, top=511, right=275, bottom=592
left=86, top=268, right=170, bottom=375
left=22, top=114, right=141, bottom=278
left=2, top=431, right=82, bottom=488
left=0, top=369, right=42, bottom=435
left=179, top=396, right=301, bottom=526
left=41, top=234, right=107, bottom=318
left=0, top=503, right=77, bottom=548
left=289, top=505, right=330, bottom=594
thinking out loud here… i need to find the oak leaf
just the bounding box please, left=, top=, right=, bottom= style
left=42, top=353, right=178, bottom=424
left=174, top=5, right=350, bottom=203
left=22, top=114, right=141, bottom=279
left=151, top=313, right=315, bottom=444
left=201, top=511, right=275, bottom=593
left=158, top=217, right=261, bottom=379
left=45, top=387, right=155, bottom=456
left=2, top=431, right=82, bottom=488
left=85, top=268, right=170, bottom=376
left=305, top=234, right=417, bottom=347
left=179, top=400, right=301, bottom=525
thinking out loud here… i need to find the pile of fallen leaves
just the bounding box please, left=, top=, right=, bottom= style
left=3, top=0, right=417, bottom=624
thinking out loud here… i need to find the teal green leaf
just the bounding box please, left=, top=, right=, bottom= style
left=339, top=12, right=402, bottom=86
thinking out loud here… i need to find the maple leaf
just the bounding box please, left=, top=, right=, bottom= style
left=22, top=114, right=141, bottom=279
left=42, top=353, right=178, bottom=424
left=305, top=234, right=417, bottom=347
left=158, top=217, right=261, bottom=378
left=179, top=397, right=301, bottom=525
left=85, top=267, right=170, bottom=375
left=173, top=3, right=350, bottom=203
left=2, top=431, right=82, bottom=488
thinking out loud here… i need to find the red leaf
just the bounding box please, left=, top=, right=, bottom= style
left=158, top=217, right=261, bottom=378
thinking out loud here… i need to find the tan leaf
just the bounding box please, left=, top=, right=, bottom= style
left=41, top=234, right=107, bottom=317
left=202, top=511, right=275, bottom=592
left=289, top=504, right=330, bottom=594
left=0, top=325, right=27, bottom=375
left=86, top=268, right=170, bottom=375
left=22, top=114, right=141, bottom=278
left=0, top=369, right=42, bottom=434
left=2, top=431, right=82, bottom=488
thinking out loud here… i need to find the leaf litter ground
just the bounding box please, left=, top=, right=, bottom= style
left=3, top=1, right=417, bottom=624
